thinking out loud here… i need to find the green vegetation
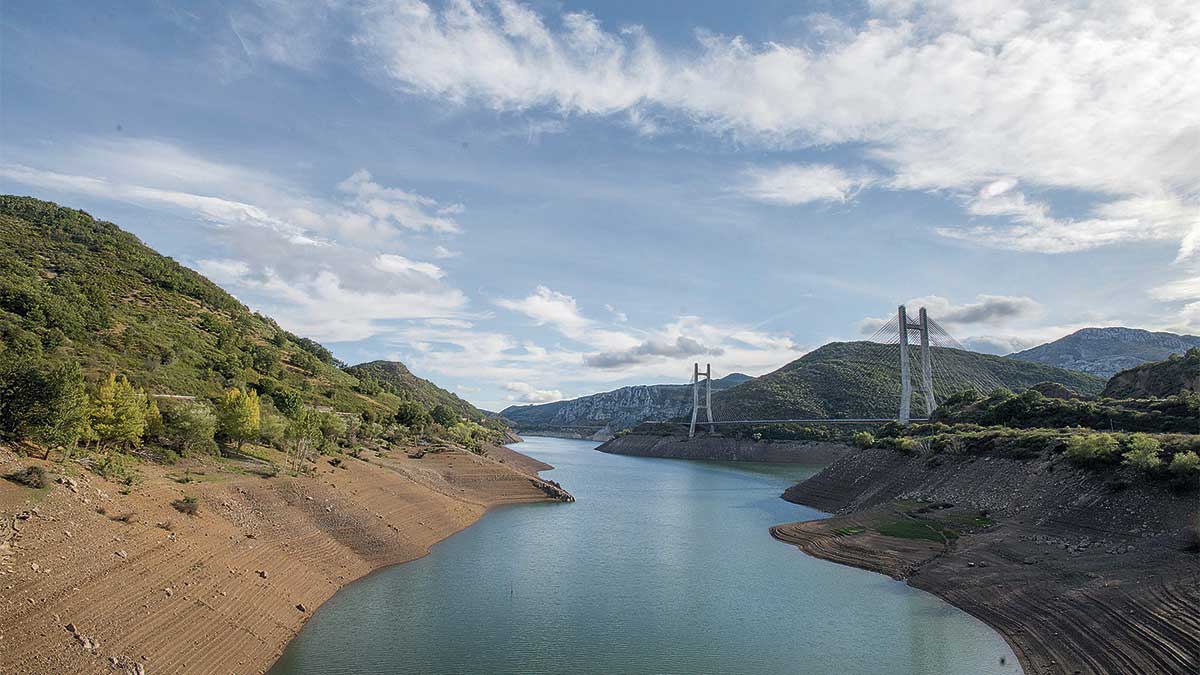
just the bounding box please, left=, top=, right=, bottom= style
left=171, top=496, right=200, bottom=516
left=0, top=196, right=509, bottom=480
left=1123, top=434, right=1163, bottom=470
left=874, top=518, right=959, bottom=542
left=832, top=525, right=866, bottom=537
left=1064, top=433, right=1120, bottom=464
left=1103, top=347, right=1200, bottom=398
left=933, top=386, right=1198, bottom=433
left=1170, top=451, right=1200, bottom=477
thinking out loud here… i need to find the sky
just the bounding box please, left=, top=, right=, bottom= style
left=2, top=0, right=1199, bottom=410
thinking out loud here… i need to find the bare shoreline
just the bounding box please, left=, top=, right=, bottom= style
left=1, top=442, right=565, bottom=675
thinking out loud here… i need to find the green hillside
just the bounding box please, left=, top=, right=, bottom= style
left=711, top=341, right=1106, bottom=421
left=346, top=360, right=486, bottom=421
left=0, top=196, right=483, bottom=439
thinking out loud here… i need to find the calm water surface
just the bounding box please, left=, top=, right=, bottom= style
left=271, top=436, right=1019, bottom=675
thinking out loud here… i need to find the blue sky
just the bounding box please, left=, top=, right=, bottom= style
left=3, top=0, right=1198, bottom=410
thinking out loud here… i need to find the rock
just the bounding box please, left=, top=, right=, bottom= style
left=64, top=623, right=77, bottom=633
left=115, top=550, right=128, bottom=559
left=257, top=570, right=268, bottom=579
left=1023, top=557, right=1037, bottom=565
left=296, top=603, right=307, bottom=612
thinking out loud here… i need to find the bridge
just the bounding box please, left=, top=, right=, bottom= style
left=682, top=304, right=1006, bottom=438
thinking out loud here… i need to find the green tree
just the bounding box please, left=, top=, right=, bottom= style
left=162, top=400, right=218, bottom=456
left=0, top=359, right=88, bottom=457
left=285, top=408, right=322, bottom=470
left=144, top=398, right=164, bottom=441
left=851, top=431, right=875, bottom=449
left=317, top=412, right=347, bottom=451
left=394, top=401, right=432, bottom=429
left=218, top=387, right=260, bottom=453
left=270, top=388, right=303, bottom=417
left=258, top=411, right=288, bottom=449
left=1122, top=433, right=1162, bottom=470
left=430, top=403, right=457, bottom=427
left=88, top=373, right=147, bottom=449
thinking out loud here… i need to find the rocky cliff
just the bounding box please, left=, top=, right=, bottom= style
left=1010, top=327, right=1200, bottom=378
left=500, top=373, right=750, bottom=433
left=1102, top=348, right=1200, bottom=399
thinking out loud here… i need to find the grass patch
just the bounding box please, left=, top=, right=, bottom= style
left=832, top=525, right=866, bottom=537
left=874, top=518, right=959, bottom=543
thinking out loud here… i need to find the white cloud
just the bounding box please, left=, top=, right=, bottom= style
left=337, top=169, right=462, bottom=233
left=740, top=164, right=873, bottom=205
left=432, top=245, right=460, bottom=258
left=496, top=285, right=637, bottom=350
left=604, top=304, right=627, bottom=322
left=348, top=0, right=1200, bottom=256
left=504, top=381, right=563, bottom=403
left=374, top=253, right=445, bottom=279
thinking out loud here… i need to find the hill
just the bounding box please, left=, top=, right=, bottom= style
left=711, top=341, right=1105, bottom=421
left=345, top=360, right=486, bottom=421
left=1103, top=348, right=1200, bottom=399
left=1009, top=327, right=1200, bottom=378
left=501, top=373, right=751, bottom=432
left=0, top=195, right=469, bottom=425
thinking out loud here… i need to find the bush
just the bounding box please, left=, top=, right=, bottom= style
left=5, top=465, right=47, bottom=488
left=394, top=401, right=432, bottom=429
left=171, top=496, right=200, bottom=516
left=852, top=431, right=875, bottom=449
left=1169, top=451, right=1200, bottom=476
left=161, top=400, right=218, bottom=456
left=1122, top=433, right=1163, bottom=470
left=1064, top=433, right=1120, bottom=465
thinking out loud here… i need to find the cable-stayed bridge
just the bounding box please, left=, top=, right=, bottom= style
left=683, top=304, right=1007, bottom=437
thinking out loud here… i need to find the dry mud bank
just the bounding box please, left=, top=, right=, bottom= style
left=776, top=448, right=1200, bottom=675
left=597, top=433, right=851, bottom=464
left=0, top=443, right=566, bottom=675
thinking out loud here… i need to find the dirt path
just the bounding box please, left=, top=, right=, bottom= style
left=0, top=443, right=565, bottom=674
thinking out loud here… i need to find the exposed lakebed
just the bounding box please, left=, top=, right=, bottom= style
left=270, top=436, right=1019, bottom=674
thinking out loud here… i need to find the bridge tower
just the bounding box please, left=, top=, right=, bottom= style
left=689, top=362, right=714, bottom=438
left=898, top=305, right=937, bottom=424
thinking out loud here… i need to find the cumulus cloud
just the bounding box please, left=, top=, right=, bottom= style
left=739, top=164, right=874, bottom=205
left=345, top=0, right=1199, bottom=256
left=585, top=336, right=724, bottom=369
left=337, top=169, right=462, bottom=233
left=504, top=381, right=564, bottom=403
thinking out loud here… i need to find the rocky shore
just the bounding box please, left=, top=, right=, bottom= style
left=774, top=447, right=1200, bottom=675
left=0, top=442, right=568, bottom=674
left=596, top=432, right=851, bottom=464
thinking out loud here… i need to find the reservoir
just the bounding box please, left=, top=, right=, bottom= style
left=270, top=436, right=1019, bottom=674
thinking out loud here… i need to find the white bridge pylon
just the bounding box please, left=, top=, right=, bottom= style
left=688, top=362, right=714, bottom=438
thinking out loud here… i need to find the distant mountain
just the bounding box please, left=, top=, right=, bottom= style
left=345, top=360, right=486, bottom=421
left=501, top=373, right=752, bottom=432
left=711, top=341, right=1105, bottom=421
left=1102, top=348, right=1200, bottom=399
left=1009, top=327, right=1200, bottom=378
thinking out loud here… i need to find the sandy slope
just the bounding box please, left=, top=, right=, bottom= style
left=0, top=443, right=565, bottom=675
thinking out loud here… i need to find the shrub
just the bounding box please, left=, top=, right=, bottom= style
left=1122, top=433, right=1163, bottom=470
left=430, top=404, right=457, bottom=427
left=171, top=496, right=200, bottom=516
left=161, top=400, right=218, bottom=456
left=5, top=465, right=47, bottom=488
left=394, top=401, right=432, bottom=429
left=1169, top=451, right=1200, bottom=476
left=852, top=431, right=875, bottom=449
left=217, top=387, right=260, bottom=453
left=1064, top=433, right=1120, bottom=465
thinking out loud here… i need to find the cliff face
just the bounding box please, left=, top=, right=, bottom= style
left=1102, top=348, right=1200, bottom=399
left=1010, top=327, right=1200, bottom=378
left=500, top=374, right=750, bottom=432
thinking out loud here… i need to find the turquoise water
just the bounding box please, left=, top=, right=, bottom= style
left=270, top=436, right=1020, bottom=675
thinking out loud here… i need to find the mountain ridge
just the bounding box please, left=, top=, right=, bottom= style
left=1009, top=327, right=1200, bottom=378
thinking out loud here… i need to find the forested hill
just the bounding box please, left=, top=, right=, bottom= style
left=711, top=341, right=1106, bottom=421
left=0, top=196, right=470, bottom=422
left=345, top=360, right=486, bottom=420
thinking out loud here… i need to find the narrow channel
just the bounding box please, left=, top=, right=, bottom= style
left=270, top=436, right=1019, bottom=674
